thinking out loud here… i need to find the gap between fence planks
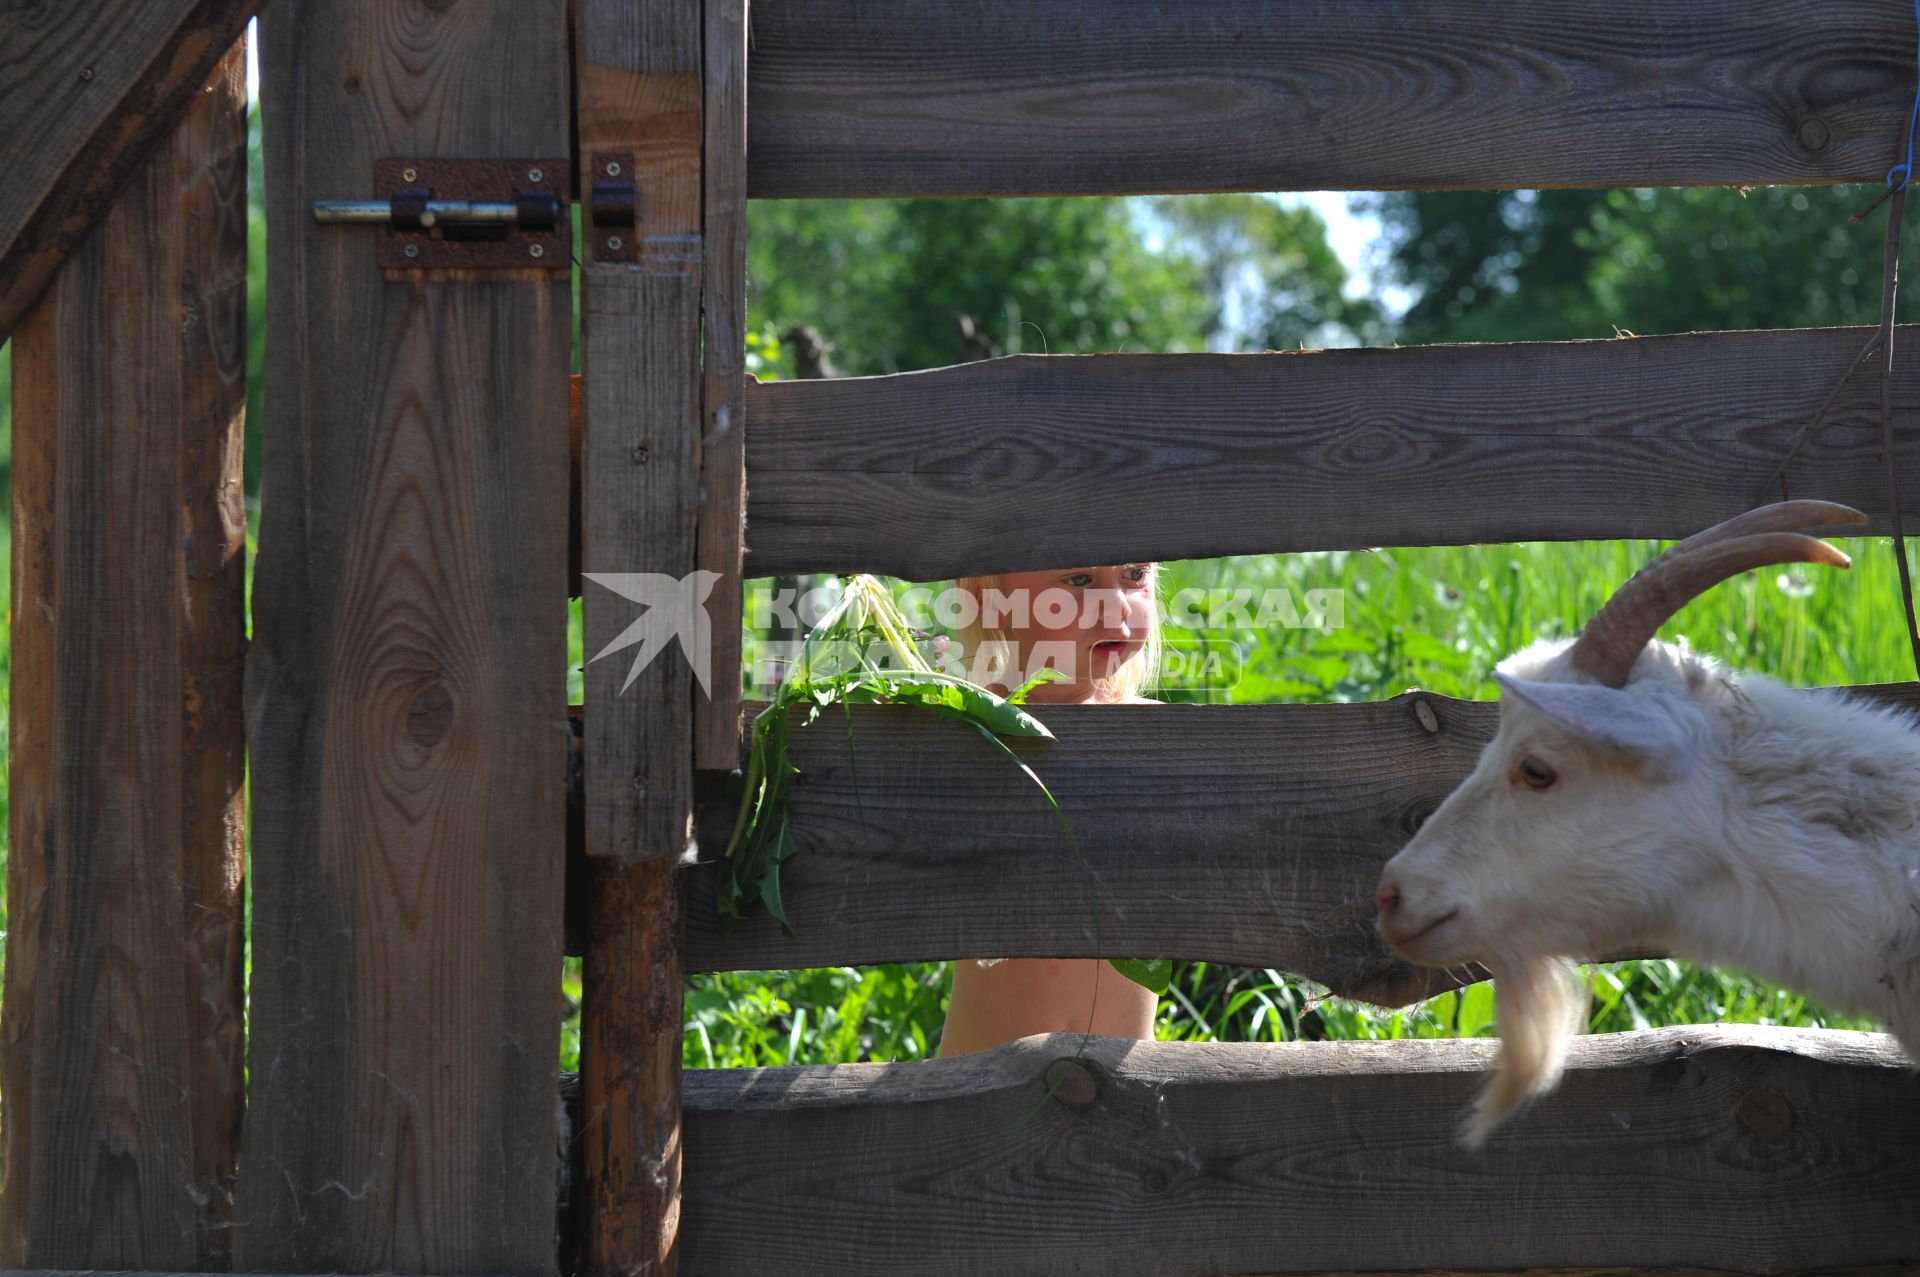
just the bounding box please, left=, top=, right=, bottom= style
left=235, top=0, right=569, bottom=1269
left=745, top=0, right=1915, bottom=198
left=652, top=686, right=1920, bottom=998
left=0, top=0, right=263, bottom=343
left=676, top=1027, right=1920, bottom=1276
left=3, top=38, right=248, bottom=1268
left=740, top=329, right=1920, bottom=579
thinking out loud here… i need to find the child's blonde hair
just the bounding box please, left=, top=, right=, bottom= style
left=950, top=567, right=1163, bottom=703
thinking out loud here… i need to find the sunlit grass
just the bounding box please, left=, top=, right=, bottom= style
left=660, top=535, right=1906, bottom=1069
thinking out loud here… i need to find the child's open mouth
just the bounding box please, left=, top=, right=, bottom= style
left=1091, top=638, right=1142, bottom=664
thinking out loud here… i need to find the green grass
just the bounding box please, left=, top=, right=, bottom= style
left=549, top=535, right=1902, bottom=1071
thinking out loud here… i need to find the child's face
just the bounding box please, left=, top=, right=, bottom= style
left=974, top=563, right=1156, bottom=700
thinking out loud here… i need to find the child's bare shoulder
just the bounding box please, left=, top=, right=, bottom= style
left=1117, top=695, right=1164, bottom=705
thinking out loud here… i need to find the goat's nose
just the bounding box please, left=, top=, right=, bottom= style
left=1375, top=881, right=1402, bottom=915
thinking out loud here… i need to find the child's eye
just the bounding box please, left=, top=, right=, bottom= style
left=1064, top=572, right=1095, bottom=587
left=1126, top=565, right=1152, bottom=584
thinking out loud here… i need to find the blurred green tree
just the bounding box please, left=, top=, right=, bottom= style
left=1366, top=185, right=1920, bottom=344
left=745, top=194, right=1367, bottom=375
left=1145, top=193, right=1387, bottom=350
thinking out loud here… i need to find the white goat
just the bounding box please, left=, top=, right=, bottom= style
left=1374, top=499, right=1920, bottom=1147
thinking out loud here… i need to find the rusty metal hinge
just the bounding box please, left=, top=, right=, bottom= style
left=312, top=158, right=571, bottom=270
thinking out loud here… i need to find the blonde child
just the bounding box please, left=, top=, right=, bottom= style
left=936, top=562, right=1164, bottom=1057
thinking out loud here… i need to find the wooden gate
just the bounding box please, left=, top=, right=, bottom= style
left=5, top=1, right=1920, bottom=1274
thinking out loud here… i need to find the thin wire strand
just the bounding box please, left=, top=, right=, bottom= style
left=1871, top=187, right=1920, bottom=677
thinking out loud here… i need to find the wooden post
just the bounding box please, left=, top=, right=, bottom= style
left=578, top=3, right=702, bottom=867
left=234, top=0, right=570, bottom=1269
left=695, top=0, right=749, bottom=772
left=575, top=0, right=704, bottom=1269
left=0, top=0, right=262, bottom=343
left=3, top=36, right=248, bottom=1267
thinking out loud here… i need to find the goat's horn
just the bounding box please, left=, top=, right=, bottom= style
left=1608, top=499, right=1866, bottom=595
left=1570, top=529, right=1855, bottom=687
left=1662, top=499, right=1867, bottom=560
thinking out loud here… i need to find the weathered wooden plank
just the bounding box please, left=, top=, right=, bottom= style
left=746, top=0, right=1915, bottom=198
left=235, top=1, right=569, bottom=1270
left=3, top=38, right=247, bottom=1268
left=743, top=329, right=1920, bottom=579
left=16, top=1257, right=1915, bottom=1275
left=576, top=0, right=702, bottom=1271
left=682, top=1026, right=1920, bottom=1276
left=0, top=0, right=261, bottom=343
left=681, top=685, right=1920, bottom=998
left=579, top=0, right=702, bottom=864
left=694, top=0, right=750, bottom=772
left=570, top=373, right=584, bottom=597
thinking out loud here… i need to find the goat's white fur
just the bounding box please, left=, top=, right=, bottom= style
left=1378, top=635, right=1920, bottom=1147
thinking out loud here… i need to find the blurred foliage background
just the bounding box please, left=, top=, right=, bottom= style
left=2, top=94, right=1914, bottom=1073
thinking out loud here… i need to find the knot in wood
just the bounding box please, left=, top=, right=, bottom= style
left=1731, top=1086, right=1793, bottom=1137
left=407, top=683, right=455, bottom=747
left=1046, top=1057, right=1099, bottom=1110
left=1795, top=118, right=1831, bottom=153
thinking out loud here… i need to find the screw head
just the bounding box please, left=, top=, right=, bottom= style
left=529, top=243, right=546, bottom=259
left=606, top=161, right=622, bottom=177
left=527, top=167, right=544, bottom=183
left=403, top=243, right=420, bottom=259
left=401, top=166, right=418, bottom=182
left=607, top=236, right=623, bottom=251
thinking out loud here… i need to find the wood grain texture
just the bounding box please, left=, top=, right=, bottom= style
left=694, top=0, right=749, bottom=773
left=581, top=857, right=685, bottom=1275
left=33, top=1259, right=1920, bottom=1267
left=0, top=0, right=261, bottom=342
left=235, top=2, right=568, bottom=1270
left=578, top=0, right=703, bottom=863
left=745, top=0, right=1916, bottom=198
left=570, top=374, right=583, bottom=598
left=2, top=40, right=248, bottom=1268
left=682, top=685, right=1920, bottom=1000
left=743, top=329, right=1920, bottom=579
left=682, top=1027, right=1920, bottom=1275
left=581, top=267, right=702, bottom=864
left=576, top=0, right=703, bottom=1271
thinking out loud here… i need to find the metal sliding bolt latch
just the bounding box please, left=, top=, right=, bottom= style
left=312, top=194, right=559, bottom=230
left=313, top=158, right=571, bottom=270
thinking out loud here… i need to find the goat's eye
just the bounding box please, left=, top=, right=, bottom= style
left=1519, top=756, right=1557, bottom=790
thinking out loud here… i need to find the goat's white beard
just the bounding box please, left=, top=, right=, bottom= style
left=1463, top=954, right=1586, bottom=1149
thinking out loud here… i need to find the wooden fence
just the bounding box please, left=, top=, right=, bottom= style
left=5, top=0, right=1920, bottom=1274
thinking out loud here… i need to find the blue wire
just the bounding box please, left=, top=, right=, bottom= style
left=1890, top=0, right=1920, bottom=189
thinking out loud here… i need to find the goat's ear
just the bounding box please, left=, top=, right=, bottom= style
left=1492, top=673, right=1691, bottom=771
